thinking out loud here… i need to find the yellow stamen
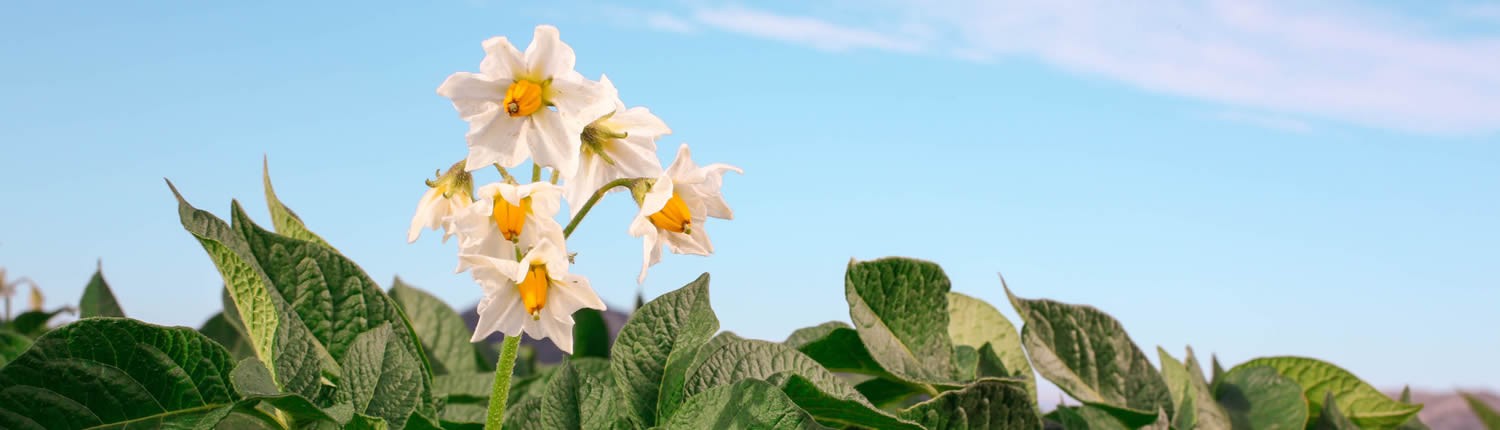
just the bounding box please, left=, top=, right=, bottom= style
left=647, top=191, right=692, bottom=234
left=503, top=80, right=544, bottom=117
left=518, top=263, right=549, bottom=319
left=491, top=196, right=532, bottom=241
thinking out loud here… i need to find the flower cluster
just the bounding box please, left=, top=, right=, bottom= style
left=409, top=25, right=740, bottom=354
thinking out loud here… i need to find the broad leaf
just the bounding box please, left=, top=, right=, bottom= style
left=171, top=181, right=341, bottom=404
left=571, top=308, right=610, bottom=359
left=681, top=333, right=921, bottom=429
left=1312, top=391, right=1360, bottom=430
left=1049, top=405, right=1131, bottom=430
left=0, top=329, right=30, bottom=367
left=200, top=312, right=255, bottom=360
left=898, top=378, right=1042, bottom=430
left=661, top=379, right=827, bottom=429
left=1462, top=392, right=1500, bottom=430
left=541, top=359, right=618, bottom=429
left=1214, top=366, right=1308, bottom=430
left=263, top=157, right=333, bottom=249
left=784, top=321, right=884, bottom=375
left=390, top=278, right=479, bottom=374
left=340, top=323, right=425, bottom=428
left=6, top=309, right=68, bottom=337
left=1234, top=356, right=1421, bottom=429
left=79, top=266, right=125, bottom=318
left=1159, top=347, right=1230, bottom=430
left=0, top=318, right=239, bottom=429
left=231, top=357, right=353, bottom=426
left=1005, top=284, right=1172, bottom=424
left=854, top=377, right=919, bottom=409
left=610, top=273, right=718, bottom=428
left=948, top=292, right=1035, bottom=399
left=845, top=257, right=957, bottom=385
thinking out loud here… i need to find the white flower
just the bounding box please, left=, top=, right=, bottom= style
left=463, top=238, right=605, bottom=353
left=565, top=75, right=670, bottom=215
left=407, top=179, right=473, bottom=243
left=449, top=182, right=564, bottom=273
left=628, top=144, right=742, bottom=284
left=436, top=25, right=608, bottom=177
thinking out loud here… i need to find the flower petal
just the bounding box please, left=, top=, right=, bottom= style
left=527, top=109, right=582, bottom=178
left=437, top=72, right=505, bottom=119
left=479, top=36, right=525, bottom=80
left=464, top=112, right=530, bottom=171
left=525, top=25, right=576, bottom=79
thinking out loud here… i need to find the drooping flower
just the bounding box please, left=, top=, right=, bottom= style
left=565, top=75, right=670, bottom=214
left=407, top=163, right=474, bottom=243
left=436, top=25, right=608, bottom=177
left=449, top=182, right=564, bottom=273
left=628, top=144, right=742, bottom=283
left=463, top=237, right=605, bottom=353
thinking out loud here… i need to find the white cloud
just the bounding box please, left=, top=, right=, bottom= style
left=1210, top=110, right=1314, bottom=134
left=692, top=6, right=925, bottom=53
left=636, top=1, right=1500, bottom=136
left=645, top=11, right=696, bottom=33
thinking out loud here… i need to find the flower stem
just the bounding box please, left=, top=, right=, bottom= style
left=485, top=335, right=522, bottom=430
left=549, top=169, right=560, bottom=185
left=562, top=178, right=638, bottom=239
left=531, top=164, right=542, bottom=182
left=493, top=164, right=516, bottom=184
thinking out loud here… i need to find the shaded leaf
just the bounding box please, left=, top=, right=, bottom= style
left=1050, top=405, right=1131, bottom=430
left=230, top=357, right=353, bottom=426
left=0, top=329, right=30, bottom=367
left=948, top=292, right=1036, bottom=400
left=661, top=379, right=827, bottom=429
left=200, top=312, right=255, bottom=361
left=1312, top=392, right=1360, bottom=430
left=1214, top=366, right=1308, bottom=430
left=389, top=278, right=479, bottom=374
left=784, top=321, right=885, bottom=375
left=0, top=318, right=239, bottom=429
left=572, top=308, right=610, bottom=359
left=845, top=258, right=958, bottom=385
left=79, top=266, right=125, bottom=318
left=609, top=273, right=718, bottom=428
left=1234, top=356, right=1421, bottom=429
left=6, top=309, right=69, bottom=337
left=898, top=378, right=1042, bottom=430
left=1005, top=284, right=1172, bottom=424
left=1159, top=347, right=1230, bottom=430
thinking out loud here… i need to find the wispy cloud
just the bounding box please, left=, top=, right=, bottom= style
left=1210, top=110, right=1314, bottom=134
left=692, top=6, right=925, bottom=53
left=624, top=1, right=1500, bottom=136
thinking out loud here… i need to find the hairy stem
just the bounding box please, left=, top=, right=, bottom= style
left=562, top=178, right=639, bottom=239
left=485, top=335, right=523, bottom=430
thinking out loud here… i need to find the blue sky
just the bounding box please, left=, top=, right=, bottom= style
left=2, top=0, right=1497, bottom=395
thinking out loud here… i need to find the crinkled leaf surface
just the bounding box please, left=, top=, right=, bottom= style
left=1235, top=356, right=1421, bottom=429
left=540, top=359, right=619, bottom=429
left=263, top=158, right=333, bottom=249
left=845, top=258, right=957, bottom=385
left=230, top=357, right=353, bottom=426
left=1050, top=405, right=1131, bottom=430
left=389, top=278, right=479, bottom=374
left=0, top=318, right=239, bottom=429
left=897, top=378, right=1041, bottom=430
left=1005, top=284, right=1172, bottom=424
left=1214, top=365, right=1307, bottom=430
left=609, top=273, right=718, bottom=427
left=662, top=379, right=827, bottom=430
left=339, top=323, right=425, bottom=428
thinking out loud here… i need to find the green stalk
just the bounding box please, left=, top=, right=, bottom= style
left=562, top=178, right=638, bottom=239
left=485, top=335, right=523, bottom=430
left=531, top=164, right=542, bottom=182
left=493, top=164, right=516, bottom=184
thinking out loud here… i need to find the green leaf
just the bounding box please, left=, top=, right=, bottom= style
left=1049, top=405, right=1132, bottom=430
left=1462, top=392, right=1500, bottom=430
left=947, top=292, right=1036, bottom=400
left=1394, top=386, right=1430, bottom=430
left=340, top=323, right=425, bottom=429
left=854, top=377, right=919, bottom=409
left=389, top=278, right=480, bottom=374
left=784, top=321, right=885, bottom=375
left=1214, top=366, right=1308, bottom=430
left=200, top=312, right=255, bottom=361
left=609, top=273, right=718, bottom=428
left=6, top=309, right=69, bottom=337
left=263, top=157, right=333, bottom=249
left=571, top=308, right=611, bottom=359
left=79, top=266, right=125, bottom=318
left=504, top=394, right=546, bottom=429
left=170, top=181, right=342, bottom=404
left=844, top=257, right=958, bottom=385
left=1312, top=392, right=1360, bottom=430
left=0, top=329, right=30, bottom=367
left=347, top=413, right=390, bottom=430
left=1234, top=356, right=1421, bottom=429
left=0, top=318, right=239, bottom=429
left=540, top=359, right=618, bottom=429
left=1158, top=347, right=1230, bottom=430
left=682, top=333, right=921, bottom=429
left=897, top=378, right=1042, bottom=430
left=230, top=357, right=353, bottom=426
left=1004, top=284, right=1172, bottom=424
left=661, top=379, right=828, bottom=429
